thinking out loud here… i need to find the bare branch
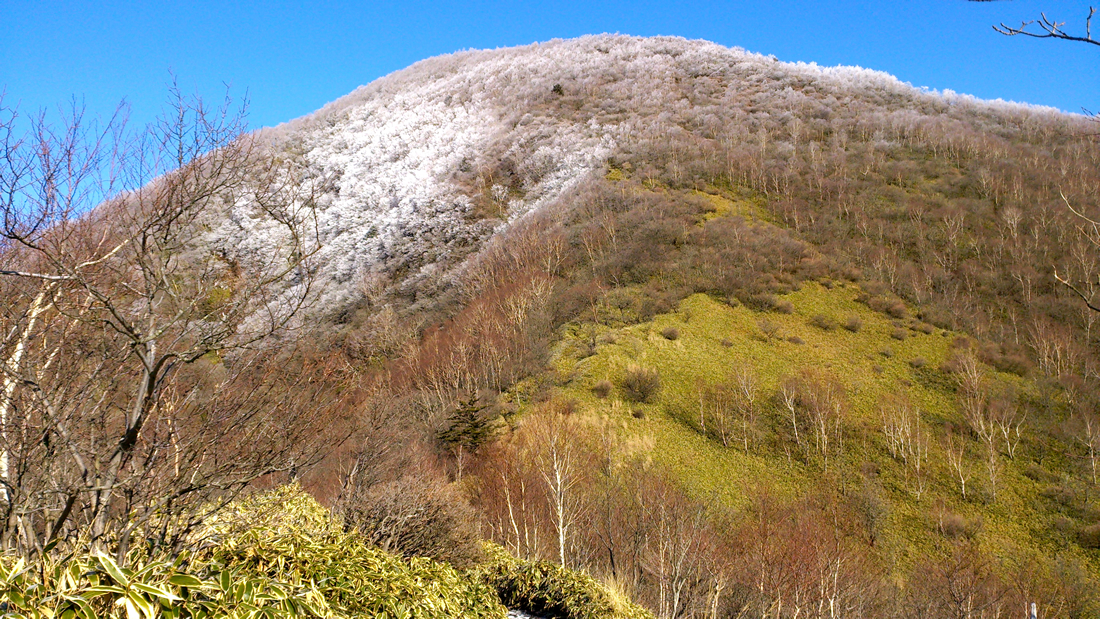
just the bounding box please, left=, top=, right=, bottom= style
left=990, top=6, right=1100, bottom=47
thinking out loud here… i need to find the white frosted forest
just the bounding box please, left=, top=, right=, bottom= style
left=212, top=34, right=1075, bottom=314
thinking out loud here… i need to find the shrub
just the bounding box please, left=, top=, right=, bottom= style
left=719, top=338, right=733, bottom=347
left=621, top=365, right=660, bottom=403
left=1077, top=524, right=1100, bottom=549
left=843, top=315, right=863, bottom=332
left=879, top=348, right=894, bottom=358
left=744, top=294, right=793, bottom=314
left=787, top=335, right=805, bottom=345
left=909, top=357, right=927, bottom=369
left=340, top=475, right=483, bottom=568
left=660, top=326, right=680, bottom=340
left=860, top=294, right=907, bottom=319
left=1023, top=464, right=1058, bottom=483
left=890, top=328, right=907, bottom=341
left=742, top=293, right=778, bottom=312
left=592, top=379, right=613, bottom=399
left=758, top=318, right=780, bottom=341
left=939, top=512, right=981, bottom=539
left=475, top=544, right=652, bottom=619
left=220, top=486, right=500, bottom=617
left=810, top=314, right=836, bottom=331
left=886, top=302, right=907, bottom=319
left=0, top=486, right=504, bottom=619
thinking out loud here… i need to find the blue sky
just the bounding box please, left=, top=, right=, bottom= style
left=2, top=1, right=1097, bottom=131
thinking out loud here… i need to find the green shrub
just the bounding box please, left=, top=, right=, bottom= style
left=211, top=486, right=501, bottom=617
left=0, top=486, right=504, bottom=619
left=474, top=544, right=652, bottom=619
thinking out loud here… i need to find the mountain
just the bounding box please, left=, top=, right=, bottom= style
left=228, top=34, right=1077, bottom=319
left=6, top=34, right=1100, bottom=618
left=266, top=34, right=1100, bottom=617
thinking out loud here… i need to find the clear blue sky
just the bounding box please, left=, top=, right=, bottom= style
left=2, top=1, right=1097, bottom=131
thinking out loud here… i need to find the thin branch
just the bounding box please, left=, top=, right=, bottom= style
left=992, top=7, right=1100, bottom=47
left=0, top=270, right=74, bottom=281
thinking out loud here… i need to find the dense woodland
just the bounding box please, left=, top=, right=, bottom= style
left=3, top=35, right=1100, bottom=618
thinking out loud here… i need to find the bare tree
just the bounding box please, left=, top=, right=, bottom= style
left=0, top=85, right=329, bottom=558
left=970, top=3, right=1099, bottom=48
left=1073, top=409, right=1100, bottom=484
left=880, top=395, right=928, bottom=499
left=784, top=369, right=846, bottom=469
left=733, top=364, right=759, bottom=453
left=945, top=431, right=973, bottom=500
left=1055, top=194, right=1100, bottom=313
left=527, top=406, right=587, bottom=569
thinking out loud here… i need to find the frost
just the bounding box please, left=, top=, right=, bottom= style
left=213, top=35, right=1078, bottom=315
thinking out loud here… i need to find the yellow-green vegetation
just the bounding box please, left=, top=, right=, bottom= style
left=690, top=189, right=769, bottom=223
left=544, top=282, right=1098, bottom=575
left=0, top=485, right=653, bottom=619
left=475, top=544, right=651, bottom=619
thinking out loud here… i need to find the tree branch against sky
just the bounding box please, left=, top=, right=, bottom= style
left=969, top=2, right=1099, bottom=47
left=0, top=84, right=336, bottom=558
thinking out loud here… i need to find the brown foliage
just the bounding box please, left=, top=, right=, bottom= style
left=339, top=474, right=483, bottom=567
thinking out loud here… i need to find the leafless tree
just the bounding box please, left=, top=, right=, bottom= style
left=880, top=395, right=928, bottom=499
left=733, top=364, right=759, bottom=453
left=527, top=406, right=587, bottom=569
left=970, top=3, right=1099, bottom=48
left=1055, top=193, right=1100, bottom=313
left=945, top=431, right=973, bottom=500
left=0, top=85, right=329, bottom=558
left=1073, top=409, right=1100, bottom=484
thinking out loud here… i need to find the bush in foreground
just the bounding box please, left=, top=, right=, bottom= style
left=475, top=544, right=652, bottom=619
left=0, top=485, right=504, bottom=619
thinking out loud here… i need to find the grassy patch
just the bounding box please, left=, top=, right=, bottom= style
left=535, top=282, right=1098, bottom=575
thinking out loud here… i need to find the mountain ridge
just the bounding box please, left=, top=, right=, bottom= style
left=227, top=34, right=1080, bottom=318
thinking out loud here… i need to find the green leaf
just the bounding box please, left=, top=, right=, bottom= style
left=127, top=592, right=155, bottom=618
left=167, top=574, right=203, bottom=588
left=59, top=594, right=96, bottom=619
left=83, top=585, right=128, bottom=597
left=116, top=597, right=140, bottom=619
left=96, top=554, right=129, bottom=588
left=132, top=582, right=182, bottom=602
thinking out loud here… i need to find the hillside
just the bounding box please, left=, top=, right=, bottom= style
left=4, top=34, right=1100, bottom=618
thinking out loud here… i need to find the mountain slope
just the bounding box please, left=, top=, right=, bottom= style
left=131, top=35, right=1100, bottom=617
left=220, top=34, right=1080, bottom=318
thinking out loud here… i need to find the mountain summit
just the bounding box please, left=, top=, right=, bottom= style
left=226, top=34, right=1064, bottom=315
